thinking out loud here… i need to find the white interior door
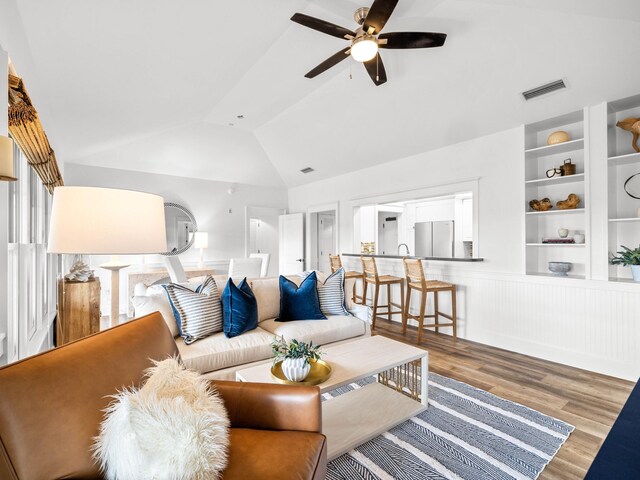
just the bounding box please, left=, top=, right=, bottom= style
left=317, top=213, right=335, bottom=273
left=279, top=213, right=305, bottom=275
left=378, top=215, right=398, bottom=255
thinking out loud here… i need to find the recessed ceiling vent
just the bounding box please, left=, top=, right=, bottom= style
left=300, top=167, right=315, bottom=174
left=522, top=79, right=567, bottom=101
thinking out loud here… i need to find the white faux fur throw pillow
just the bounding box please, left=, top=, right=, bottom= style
left=93, top=358, right=230, bottom=480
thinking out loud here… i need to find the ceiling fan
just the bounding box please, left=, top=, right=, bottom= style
left=290, top=0, right=447, bottom=86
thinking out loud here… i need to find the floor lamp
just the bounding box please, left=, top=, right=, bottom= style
left=48, top=186, right=167, bottom=324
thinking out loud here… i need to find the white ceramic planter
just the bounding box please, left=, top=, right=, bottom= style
left=631, top=265, right=640, bottom=282
left=282, top=358, right=311, bottom=382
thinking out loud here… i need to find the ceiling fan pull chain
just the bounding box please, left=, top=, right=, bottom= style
left=376, top=54, right=379, bottom=82
left=349, top=64, right=352, bottom=80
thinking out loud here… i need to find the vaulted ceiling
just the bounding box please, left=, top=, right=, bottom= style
left=4, top=0, right=640, bottom=187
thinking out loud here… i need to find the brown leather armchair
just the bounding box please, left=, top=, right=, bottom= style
left=0, top=313, right=327, bottom=480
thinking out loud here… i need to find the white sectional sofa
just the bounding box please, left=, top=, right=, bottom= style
left=132, top=273, right=370, bottom=380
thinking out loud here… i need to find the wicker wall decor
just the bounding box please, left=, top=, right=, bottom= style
left=8, top=74, right=63, bottom=193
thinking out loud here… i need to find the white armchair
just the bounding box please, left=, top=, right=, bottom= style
left=249, top=253, right=270, bottom=277
left=163, top=256, right=188, bottom=283
left=228, top=258, right=263, bottom=280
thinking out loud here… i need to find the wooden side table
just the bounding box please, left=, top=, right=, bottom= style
left=56, top=277, right=101, bottom=346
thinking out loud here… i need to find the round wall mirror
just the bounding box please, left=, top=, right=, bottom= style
left=161, top=202, right=197, bottom=256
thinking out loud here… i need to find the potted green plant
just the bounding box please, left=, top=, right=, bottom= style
left=271, top=336, right=323, bottom=382
left=611, top=245, right=640, bottom=281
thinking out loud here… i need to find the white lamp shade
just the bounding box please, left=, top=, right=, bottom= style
left=0, top=136, right=14, bottom=178
left=48, top=186, right=167, bottom=254
left=193, top=231, right=209, bottom=249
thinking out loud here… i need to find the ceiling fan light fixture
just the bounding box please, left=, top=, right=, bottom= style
left=350, top=35, right=378, bottom=62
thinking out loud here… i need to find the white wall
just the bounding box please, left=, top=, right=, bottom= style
left=288, top=126, right=640, bottom=381
left=65, top=163, right=288, bottom=314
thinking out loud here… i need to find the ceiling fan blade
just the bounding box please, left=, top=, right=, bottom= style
left=305, top=48, right=351, bottom=78
left=363, top=53, right=387, bottom=86
left=378, top=31, right=447, bottom=49
left=363, top=0, right=399, bottom=34
left=291, top=13, right=355, bottom=39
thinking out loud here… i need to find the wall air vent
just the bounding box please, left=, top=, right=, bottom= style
left=300, top=167, right=315, bottom=174
left=522, top=79, right=567, bottom=101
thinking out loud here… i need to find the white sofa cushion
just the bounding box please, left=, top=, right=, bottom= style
left=260, top=315, right=366, bottom=346
left=131, top=293, right=180, bottom=337
left=163, top=276, right=223, bottom=345
left=248, top=278, right=280, bottom=323
left=176, top=327, right=274, bottom=373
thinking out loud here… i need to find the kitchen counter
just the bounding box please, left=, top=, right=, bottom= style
left=342, top=253, right=484, bottom=262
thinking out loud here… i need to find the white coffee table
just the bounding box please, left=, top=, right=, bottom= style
left=236, top=335, right=429, bottom=460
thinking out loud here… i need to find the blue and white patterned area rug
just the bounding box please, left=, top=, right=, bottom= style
left=324, top=373, right=574, bottom=480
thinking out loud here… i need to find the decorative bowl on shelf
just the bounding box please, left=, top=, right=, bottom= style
left=556, top=193, right=581, bottom=210
left=547, top=130, right=571, bottom=145
left=548, top=262, right=572, bottom=276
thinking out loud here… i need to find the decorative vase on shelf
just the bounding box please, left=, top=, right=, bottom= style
left=631, top=265, right=640, bottom=282
left=558, top=228, right=569, bottom=238
left=281, top=358, right=311, bottom=382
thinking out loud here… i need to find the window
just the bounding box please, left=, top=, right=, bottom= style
left=6, top=142, right=59, bottom=362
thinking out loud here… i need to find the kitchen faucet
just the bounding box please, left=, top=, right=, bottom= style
left=398, top=243, right=410, bottom=256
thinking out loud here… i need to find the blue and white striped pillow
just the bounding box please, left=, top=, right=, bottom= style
left=317, top=268, right=350, bottom=316
left=163, top=276, right=223, bottom=344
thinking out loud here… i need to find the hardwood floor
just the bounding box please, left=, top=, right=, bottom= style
left=371, top=318, right=635, bottom=480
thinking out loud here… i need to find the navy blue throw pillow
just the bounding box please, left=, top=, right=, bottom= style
left=222, top=278, right=258, bottom=338
left=277, top=271, right=327, bottom=322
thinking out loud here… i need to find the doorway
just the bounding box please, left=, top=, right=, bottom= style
left=378, top=212, right=398, bottom=255
left=306, top=203, right=339, bottom=273
left=315, top=212, right=335, bottom=272
left=245, top=206, right=285, bottom=277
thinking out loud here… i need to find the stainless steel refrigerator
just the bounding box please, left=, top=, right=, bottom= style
left=414, top=221, right=454, bottom=258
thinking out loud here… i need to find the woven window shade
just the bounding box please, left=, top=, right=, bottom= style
left=8, top=74, right=63, bottom=193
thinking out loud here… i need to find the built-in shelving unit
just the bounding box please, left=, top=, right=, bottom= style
left=608, top=152, right=640, bottom=167
left=609, top=217, right=640, bottom=223
left=525, top=173, right=585, bottom=187
left=524, top=138, right=584, bottom=157
left=606, top=94, right=640, bottom=282
left=525, top=208, right=585, bottom=216
left=526, top=243, right=585, bottom=247
left=524, top=109, right=588, bottom=278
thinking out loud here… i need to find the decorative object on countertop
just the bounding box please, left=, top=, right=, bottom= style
left=529, top=197, right=553, bottom=211
left=548, top=261, right=573, bottom=276
left=560, top=158, right=576, bottom=176
left=547, top=130, right=571, bottom=145
left=542, top=238, right=575, bottom=244
left=623, top=172, right=640, bottom=200
left=0, top=135, right=17, bottom=182
left=558, top=228, right=569, bottom=238
left=610, top=245, right=640, bottom=282
left=556, top=193, right=581, bottom=210
left=64, top=255, right=95, bottom=282
left=616, top=117, right=640, bottom=153
left=271, top=336, right=324, bottom=382
left=360, top=241, right=375, bottom=254
left=573, top=233, right=585, bottom=244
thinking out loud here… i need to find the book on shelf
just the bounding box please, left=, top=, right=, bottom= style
left=542, top=238, right=575, bottom=244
